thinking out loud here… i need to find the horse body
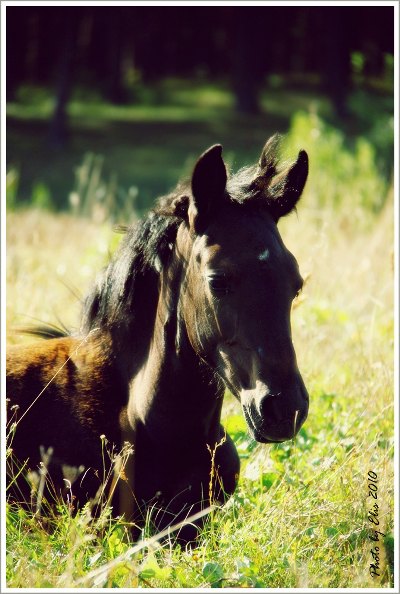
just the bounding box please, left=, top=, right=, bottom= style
left=6, top=334, right=127, bottom=504
left=7, top=329, right=237, bottom=536
left=7, top=136, right=309, bottom=540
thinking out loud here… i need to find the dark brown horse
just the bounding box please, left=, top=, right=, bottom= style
left=6, top=135, right=309, bottom=540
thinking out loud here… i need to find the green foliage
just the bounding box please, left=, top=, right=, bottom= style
left=7, top=82, right=393, bottom=217
left=6, top=168, right=19, bottom=210
left=202, top=561, right=224, bottom=587
left=7, top=170, right=55, bottom=212
left=351, top=51, right=365, bottom=75
left=31, top=181, right=54, bottom=211
left=283, top=111, right=388, bottom=214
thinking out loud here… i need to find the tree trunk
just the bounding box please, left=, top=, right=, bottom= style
left=48, top=10, right=77, bottom=148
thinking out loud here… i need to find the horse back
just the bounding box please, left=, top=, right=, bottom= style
left=6, top=334, right=127, bottom=469
left=7, top=336, right=77, bottom=398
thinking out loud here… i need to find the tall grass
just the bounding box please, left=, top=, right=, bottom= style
left=5, top=115, right=394, bottom=588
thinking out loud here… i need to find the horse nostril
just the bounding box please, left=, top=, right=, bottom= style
left=258, top=393, right=285, bottom=422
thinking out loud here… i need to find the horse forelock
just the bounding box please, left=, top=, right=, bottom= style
left=225, top=156, right=285, bottom=209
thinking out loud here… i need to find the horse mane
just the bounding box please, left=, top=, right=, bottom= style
left=81, top=188, right=187, bottom=334
left=81, top=146, right=281, bottom=335
left=16, top=323, right=70, bottom=340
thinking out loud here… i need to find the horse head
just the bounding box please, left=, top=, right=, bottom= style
left=174, top=136, right=309, bottom=443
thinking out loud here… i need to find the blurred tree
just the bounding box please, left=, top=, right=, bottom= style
left=48, top=9, right=78, bottom=148
left=6, top=5, right=394, bottom=122
left=6, top=8, right=28, bottom=101
left=104, top=8, right=127, bottom=103
left=229, top=8, right=264, bottom=114
left=317, top=8, right=352, bottom=117
left=356, top=7, right=394, bottom=77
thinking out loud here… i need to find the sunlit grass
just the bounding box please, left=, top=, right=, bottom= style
left=6, top=209, right=118, bottom=342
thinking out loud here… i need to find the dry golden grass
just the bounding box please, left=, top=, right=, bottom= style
left=6, top=209, right=118, bottom=342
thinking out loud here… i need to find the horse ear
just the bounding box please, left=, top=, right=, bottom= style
left=268, top=150, right=309, bottom=222
left=190, top=144, right=227, bottom=232
left=259, top=133, right=281, bottom=173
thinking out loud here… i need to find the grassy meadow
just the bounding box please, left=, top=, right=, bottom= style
left=5, top=91, right=395, bottom=588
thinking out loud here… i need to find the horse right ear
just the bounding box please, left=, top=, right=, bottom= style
left=189, top=145, right=227, bottom=233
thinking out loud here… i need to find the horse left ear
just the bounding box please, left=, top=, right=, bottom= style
left=190, top=144, right=227, bottom=233
left=268, top=150, right=309, bottom=222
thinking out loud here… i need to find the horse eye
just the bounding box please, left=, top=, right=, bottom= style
left=294, top=283, right=303, bottom=300
left=207, top=273, right=230, bottom=295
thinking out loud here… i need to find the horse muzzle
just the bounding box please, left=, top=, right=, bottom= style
left=240, top=378, right=309, bottom=443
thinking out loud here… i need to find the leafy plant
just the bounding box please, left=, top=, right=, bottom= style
left=283, top=111, right=389, bottom=215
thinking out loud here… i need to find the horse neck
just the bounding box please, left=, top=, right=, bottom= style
left=95, top=266, right=158, bottom=384
left=127, top=254, right=224, bottom=445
